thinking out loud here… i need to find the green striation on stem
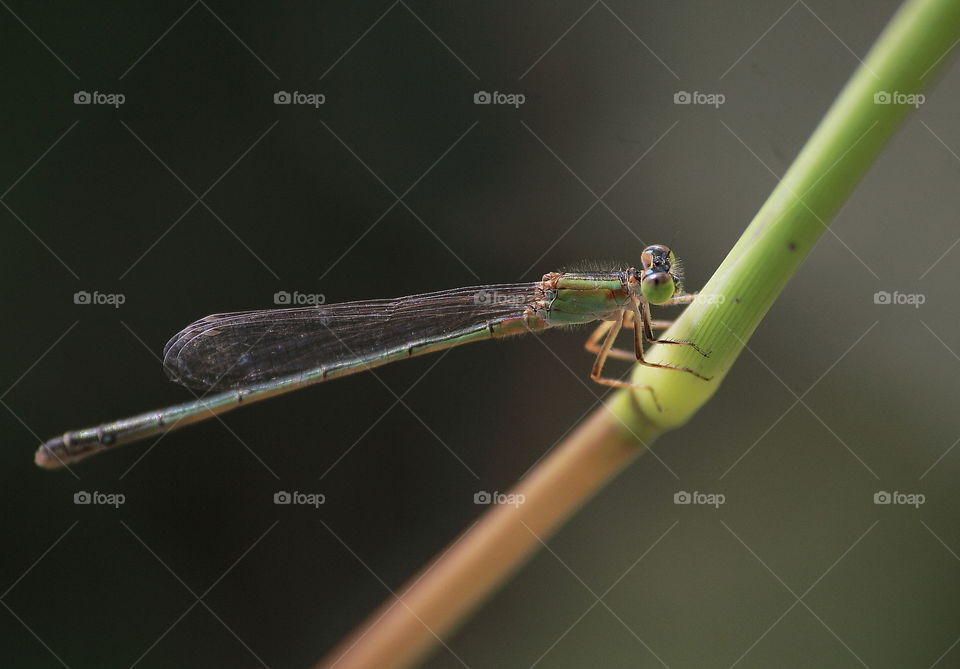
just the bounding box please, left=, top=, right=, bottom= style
left=609, top=0, right=960, bottom=435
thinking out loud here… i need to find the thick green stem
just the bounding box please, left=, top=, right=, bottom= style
left=317, top=1, right=960, bottom=667
left=611, top=0, right=960, bottom=433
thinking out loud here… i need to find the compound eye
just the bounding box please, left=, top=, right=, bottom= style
left=640, top=271, right=676, bottom=305
left=641, top=245, right=673, bottom=272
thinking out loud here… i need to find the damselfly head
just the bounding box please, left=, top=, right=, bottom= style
left=638, top=244, right=683, bottom=304
left=640, top=244, right=675, bottom=273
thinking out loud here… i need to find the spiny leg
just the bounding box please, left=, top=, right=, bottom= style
left=589, top=310, right=663, bottom=411
left=586, top=291, right=698, bottom=358
left=584, top=311, right=675, bottom=362
left=630, top=299, right=712, bottom=381
left=663, top=292, right=697, bottom=306
left=639, top=300, right=710, bottom=358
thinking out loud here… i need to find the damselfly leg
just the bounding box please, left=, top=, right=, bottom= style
left=584, top=312, right=676, bottom=361
left=585, top=292, right=711, bottom=410
left=589, top=310, right=664, bottom=411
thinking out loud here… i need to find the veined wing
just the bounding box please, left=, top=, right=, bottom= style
left=162, top=284, right=539, bottom=391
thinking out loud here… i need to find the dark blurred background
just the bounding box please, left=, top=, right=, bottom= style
left=3, top=2, right=960, bottom=667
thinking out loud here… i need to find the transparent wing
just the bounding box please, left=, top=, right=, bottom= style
left=162, top=284, right=538, bottom=391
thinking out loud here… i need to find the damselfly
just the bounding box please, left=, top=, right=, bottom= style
left=35, top=245, right=709, bottom=469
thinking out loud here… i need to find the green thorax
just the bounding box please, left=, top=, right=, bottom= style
left=544, top=271, right=632, bottom=325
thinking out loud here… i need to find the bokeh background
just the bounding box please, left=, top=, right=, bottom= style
left=3, top=2, right=960, bottom=667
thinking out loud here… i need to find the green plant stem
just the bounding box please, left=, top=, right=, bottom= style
left=316, top=1, right=960, bottom=667
left=316, top=409, right=646, bottom=669
left=612, top=0, right=960, bottom=432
